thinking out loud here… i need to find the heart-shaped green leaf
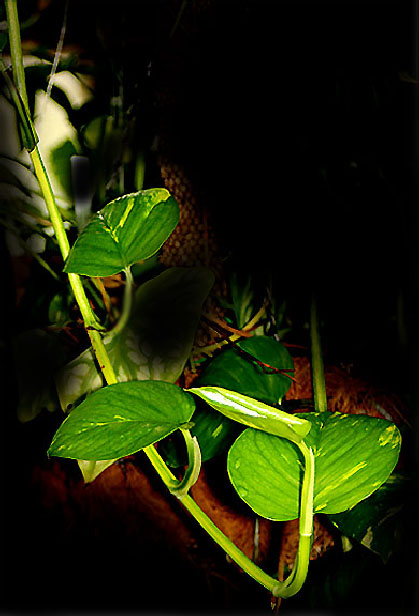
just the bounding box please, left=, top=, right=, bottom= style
left=197, top=336, right=294, bottom=405
left=189, top=387, right=311, bottom=442
left=228, top=412, right=401, bottom=521
left=64, top=189, right=179, bottom=276
left=48, top=380, right=195, bottom=460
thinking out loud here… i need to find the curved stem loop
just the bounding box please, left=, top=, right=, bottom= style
left=107, top=267, right=134, bottom=338
left=144, top=428, right=202, bottom=499
left=170, top=427, right=202, bottom=498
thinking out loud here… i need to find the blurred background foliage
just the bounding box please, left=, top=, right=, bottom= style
left=1, top=0, right=416, bottom=391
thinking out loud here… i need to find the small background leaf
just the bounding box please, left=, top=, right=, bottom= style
left=327, top=472, right=411, bottom=562
left=229, top=271, right=256, bottom=329
left=49, top=139, right=78, bottom=201
left=55, top=346, right=102, bottom=412
left=197, top=336, right=294, bottom=404
left=77, top=459, right=116, bottom=483
left=12, top=329, right=68, bottom=422
left=48, top=290, right=72, bottom=326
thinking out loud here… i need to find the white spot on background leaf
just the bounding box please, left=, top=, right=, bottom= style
left=128, top=350, right=141, bottom=364
left=137, top=365, right=150, bottom=379
left=71, top=363, right=89, bottom=376
left=152, top=357, right=165, bottom=376
left=64, top=375, right=82, bottom=396
left=125, top=335, right=138, bottom=350
left=361, top=527, right=374, bottom=548
left=118, top=366, right=128, bottom=381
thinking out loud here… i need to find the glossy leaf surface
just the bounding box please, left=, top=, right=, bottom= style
left=185, top=406, right=239, bottom=463
left=189, top=387, right=311, bottom=442
left=48, top=380, right=195, bottom=460
left=64, top=189, right=179, bottom=276
left=197, top=336, right=294, bottom=405
left=228, top=412, right=401, bottom=520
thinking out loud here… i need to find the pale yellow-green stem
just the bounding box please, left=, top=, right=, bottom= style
left=279, top=440, right=315, bottom=598
left=310, top=294, right=328, bottom=413
left=5, top=0, right=28, bottom=109
left=30, top=148, right=70, bottom=258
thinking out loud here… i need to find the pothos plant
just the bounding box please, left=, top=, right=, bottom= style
left=2, top=1, right=402, bottom=604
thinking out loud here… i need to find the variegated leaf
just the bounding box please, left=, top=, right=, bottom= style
left=64, top=189, right=179, bottom=276
left=48, top=381, right=195, bottom=460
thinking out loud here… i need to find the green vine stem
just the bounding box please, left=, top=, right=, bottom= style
left=4, top=0, right=28, bottom=109
left=106, top=267, right=134, bottom=338
left=310, top=294, right=328, bottom=413
left=169, top=427, right=201, bottom=498
left=279, top=440, right=314, bottom=598
left=145, top=429, right=314, bottom=598
left=182, top=493, right=281, bottom=592
left=5, top=2, right=314, bottom=601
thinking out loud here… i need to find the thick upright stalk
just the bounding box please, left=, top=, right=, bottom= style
left=30, top=148, right=70, bottom=257
left=5, top=0, right=28, bottom=107
left=31, top=120, right=105, bottom=337
left=310, top=294, right=328, bottom=413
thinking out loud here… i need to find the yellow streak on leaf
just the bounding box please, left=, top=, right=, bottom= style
left=116, top=196, right=136, bottom=231
left=379, top=425, right=397, bottom=447
left=341, top=460, right=367, bottom=481
left=211, top=424, right=223, bottom=438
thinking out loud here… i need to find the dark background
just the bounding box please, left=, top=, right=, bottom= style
left=61, top=0, right=418, bottom=390
left=3, top=0, right=418, bottom=390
